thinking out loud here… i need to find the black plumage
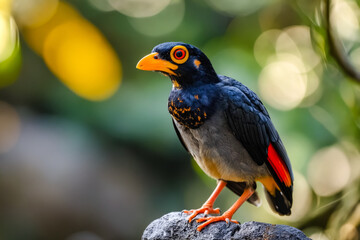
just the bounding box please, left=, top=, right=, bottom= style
left=137, top=42, right=294, bottom=230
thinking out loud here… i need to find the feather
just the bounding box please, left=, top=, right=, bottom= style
left=220, top=75, right=293, bottom=203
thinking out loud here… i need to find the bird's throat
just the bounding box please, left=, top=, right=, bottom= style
left=168, top=88, right=215, bottom=129
left=172, top=79, right=181, bottom=89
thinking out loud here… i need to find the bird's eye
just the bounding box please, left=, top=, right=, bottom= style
left=174, top=49, right=185, bottom=60
left=170, top=45, right=189, bottom=64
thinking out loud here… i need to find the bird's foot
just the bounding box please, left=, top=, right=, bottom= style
left=183, top=205, right=220, bottom=223
left=196, top=214, right=239, bottom=231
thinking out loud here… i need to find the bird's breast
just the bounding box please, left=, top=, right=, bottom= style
left=168, top=93, right=210, bottom=129
left=173, top=110, right=270, bottom=182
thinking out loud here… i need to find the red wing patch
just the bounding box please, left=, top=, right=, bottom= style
left=267, top=143, right=292, bottom=187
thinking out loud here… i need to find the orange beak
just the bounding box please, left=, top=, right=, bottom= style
left=136, top=52, right=178, bottom=76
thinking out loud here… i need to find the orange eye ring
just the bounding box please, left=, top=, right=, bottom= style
left=170, top=45, right=189, bottom=64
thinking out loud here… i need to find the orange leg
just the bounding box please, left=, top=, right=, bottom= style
left=196, top=188, right=254, bottom=231
left=184, top=180, right=226, bottom=222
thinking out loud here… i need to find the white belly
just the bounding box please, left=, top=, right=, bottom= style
left=173, top=111, right=270, bottom=182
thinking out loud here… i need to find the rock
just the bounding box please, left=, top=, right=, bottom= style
left=142, top=212, right=311, bottom=240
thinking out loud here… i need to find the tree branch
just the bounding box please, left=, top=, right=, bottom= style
left=325, top=0, right=360, bottom=83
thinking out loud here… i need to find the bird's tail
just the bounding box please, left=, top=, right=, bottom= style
left=263, top=184, right=292, bottom=216
left=225, top=181, right=261, bottom=207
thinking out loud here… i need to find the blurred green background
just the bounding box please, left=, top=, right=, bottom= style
left=0, top=0, right=359, bottom=239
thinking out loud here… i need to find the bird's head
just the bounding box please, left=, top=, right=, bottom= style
left=136, top=42, right=219, bottom=88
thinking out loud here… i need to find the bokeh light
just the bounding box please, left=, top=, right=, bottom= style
left=12, top=0, right=58, bottom=28
left=0, top=7, right=21, bottom=87
left=43, top=18, right=121, bottom=100
left=20, top=1, right=121, bottom=101
left=332, top=0, right=360, bottom=83
left=277, top=26, right=321, bottom=72
left=339, top=203, right=360, bottom=240
left=255, top=26, right=322, bottom=110
left=259, top=60, right=307, bottom=110
left=21, top=1, right=78, bottom=54
left=253, top=29, right=282, bottom=67
left=87, top=0, right=114, bottom=12
left=0, top=0, right=12, bottom=20
left=308, top=146, right=350, bottom=197
left=310, top=232, right=330, bottom=240
left=331, top=0, right=360, bottom=42
left=205, top=0, right=268, bottom=16
left=0, top=10, right=16, bottom=62
left=128, top=0, right=184, bottom=37
left=108, top=0, right=170, bottom=18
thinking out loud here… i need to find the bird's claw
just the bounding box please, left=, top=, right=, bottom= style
left=225, top=218, right=238, bottom=225
left=183, top=206, right=220, bottom=223
left=196, top=215, right=239, bottom=231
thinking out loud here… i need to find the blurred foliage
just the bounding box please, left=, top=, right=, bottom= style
left=0, top=0, right=359, bottom=239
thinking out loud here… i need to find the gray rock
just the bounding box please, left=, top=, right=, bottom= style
left=142, top=212, right=311, bottom=240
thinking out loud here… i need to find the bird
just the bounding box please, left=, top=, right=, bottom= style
left=136, top=42, right=293, bottom=231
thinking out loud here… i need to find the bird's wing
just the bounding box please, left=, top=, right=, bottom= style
left=220, top=76, right=293, bottom=202
left=172, top=118, right=189, bottom=152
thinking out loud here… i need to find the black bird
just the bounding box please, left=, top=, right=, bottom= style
left=136, top=42, right=293, bottom=231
